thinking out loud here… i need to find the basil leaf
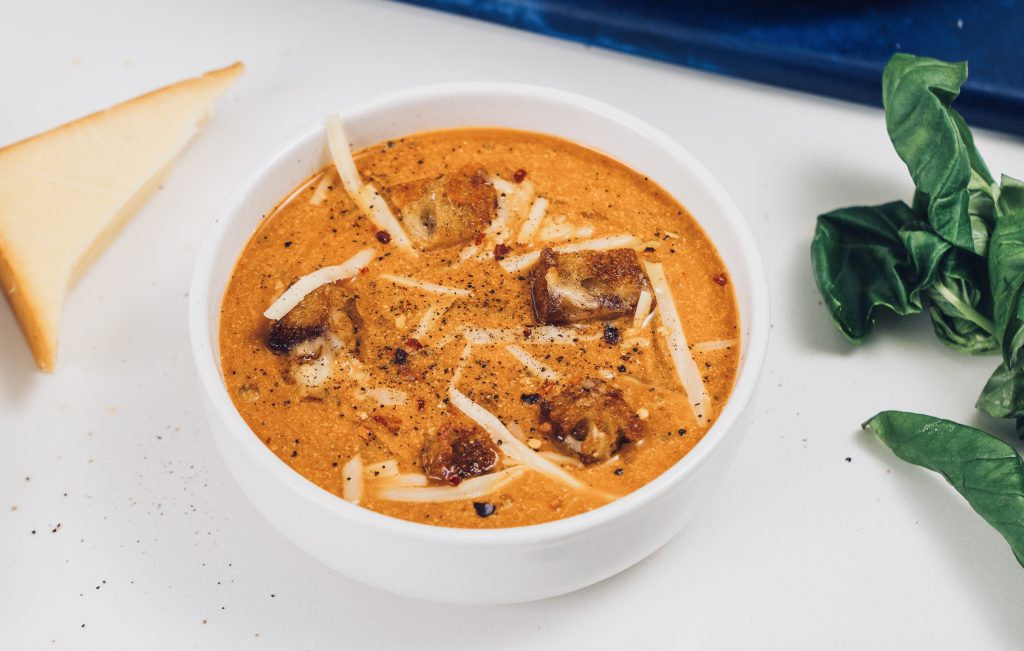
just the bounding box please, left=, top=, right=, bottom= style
left=882, top=54, right=995, bottom=254
left=811, top=202, right=948, bottom=343
left=924, top=247, right=996, bottom=354
left=990, top=175, right=1024, bottom=368
left=977, top=363, right=1024, bottom=419
left=863, top=411, right=1024, bottom=566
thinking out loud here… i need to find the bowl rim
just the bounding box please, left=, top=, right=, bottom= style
left=188, top=81, right=770, bottom=546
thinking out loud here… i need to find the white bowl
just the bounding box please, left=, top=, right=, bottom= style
left=189, top=83, right=770, bottom=605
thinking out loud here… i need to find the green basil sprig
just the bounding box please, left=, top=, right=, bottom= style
left=811, top=53, right=1024, bottom=567
left=864, top=412, right=1024, bottom=566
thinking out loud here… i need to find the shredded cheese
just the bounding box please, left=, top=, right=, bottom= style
left=373, top=466, right=526, bottom=503
left=632, top=290, right=654, bottom=328
left=490, top=176, right=516, bottom=196
left=449, top=387, right=584, bottom=490
left=517, top=197, right=549, bottom=244
left=410, top=302, right=450, bottom=341
left=372, top=473, right=429, bottom=488
left=357, top=184, right=417, bottom=256
left=539, top=451, right=584, bottom=468
left=362, top=387, right=408, bottom=407
left=294, top=343, right=335, bottom=387
left=457, top=244, right=480, bottom=261
left=308, top=169, right=334, bottom=206
left=263, top=247, right=377, bottom=320
left=325, top=114, right=417, bottom=256
left=692, top=338, right=739, bottom=353
left=364, top=459, right=399, bottom=478
left=379, top=274, right=472, bottom=297
left=324, top=113, right=363, bottom=196
left=483, top=176, right=533, bottom=242
left=644, top=261, right=712, bottom=426
left=497, top=233, right=643, bottom=273
left=505, top=345, right=560, bottom=381
left=342, top=454, right=364, bottom=504
left=462, top=325, right=597, bottom=345
left=451, top=343, right=474, bottom=386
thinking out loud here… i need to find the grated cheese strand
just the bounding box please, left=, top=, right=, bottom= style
left=462, top=325, right=598, bottom=345
left=410, top=301, right=451, bottom=341
left=505, top=345, right=560, bottom=381
left=325, top=113, right=417, bottom=256
left=324, top=113, right=363, bottom=197
left=263, top=247, right=377, bottom=320
left=308, top=169, right=335, bottom=206
left=363, top=459, right=399, bottom=478
left=643, top=261, right=712, bottom=426
left=517, top=197, right=549, bottom=244
left=692, top=338, right=739, bottom=353
left=373, top=467, right=526, bottom=503
left=357, top=184, right=417, bottom=256
left=632, top=290, right=653, bottom=329
left=449, top=387, right=584, bottom=490
left=497, top=233, right=643, bottom=273
left=342, top=454, right=364, bottom=504
left=379, top=273, right=472, bottom=297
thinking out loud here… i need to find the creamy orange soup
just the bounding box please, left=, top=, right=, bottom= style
left=219, top=128, right=739, bottom=528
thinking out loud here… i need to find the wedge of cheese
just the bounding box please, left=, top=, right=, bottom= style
left=0, top=62, right=243, bottom=371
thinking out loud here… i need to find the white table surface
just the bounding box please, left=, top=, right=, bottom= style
left=4, top=1, right=1024, bottom=648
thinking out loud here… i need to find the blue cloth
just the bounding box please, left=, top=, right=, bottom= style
left=400, top=0, right=1023, bottom=137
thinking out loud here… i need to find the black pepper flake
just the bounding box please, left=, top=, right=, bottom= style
left=614, top=468, right=624, bottom=476
left=520, top=393, right=541, bottom=404
left=845, top=457, right=852, bottom=463
left=473, top=502, right=496, bottom=517
left=375, top=230, right=392, bottom=244
left=283, top=241, right=292, bottom=248
left=713, top=273, right=728, bottom=286
left=643, top=246, right=656, bottom=253
left=617, top=365, right=627, bottom=373
left=290, top=450, right=298, bottom=457
left=392, top=348, right=409, bottom=365
left=512, top=169, right=527, bottom=183
left=677, top=428, right=687, bottom=436
left=603, top=324, right=620, bottom=345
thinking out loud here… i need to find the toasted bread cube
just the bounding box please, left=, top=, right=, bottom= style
left=531, top=248, right=650, bottom=325
left=387, top=166, right=497, bottom=251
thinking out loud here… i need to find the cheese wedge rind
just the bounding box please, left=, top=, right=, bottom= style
left=0, top=62, right=243, bottom=371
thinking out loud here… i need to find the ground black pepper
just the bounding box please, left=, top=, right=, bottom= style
left=603, top=324, right=620, bottom=345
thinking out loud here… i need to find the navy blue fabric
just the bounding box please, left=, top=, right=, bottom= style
left=399, top=0, right=1023, bottom=137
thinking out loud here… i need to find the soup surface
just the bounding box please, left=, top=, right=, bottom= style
left=220, top=128, right=739, bottom=528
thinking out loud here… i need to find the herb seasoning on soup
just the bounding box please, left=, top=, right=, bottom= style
left=219, top=126, right=740, bottom=528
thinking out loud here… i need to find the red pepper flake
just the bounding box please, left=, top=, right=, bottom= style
left=493, top=243, right=511, bottom=260
left=375, top=230, right=392, bottom=244
left=405, top=338, right=423, bottom=351
left=474, top=232, right=486, bottom=245
left=373, top=415, right=402, bottom=434
left=398, top=365, right=425, bottom=382
left=359, top=267, right=369, bottom=275
left=512, top=169, right=527, bottom=183
left=417, top=399, right=426, bottom=412
left=713, top=273, right=728, bottom=286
